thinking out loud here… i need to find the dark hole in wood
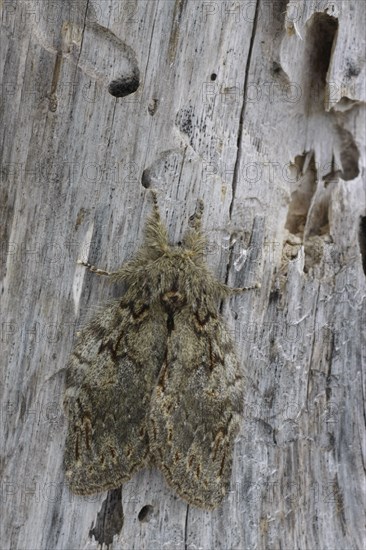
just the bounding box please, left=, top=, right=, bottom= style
left=305, top=13, right=338, bottom=112
left=108, top=71, right=140, bottom=97
left=141, top=168, right=151, bottom=188
left=285, top=152, right=317, bottom=236
left=359, top=216, right=366, bottom=276
left=338, top=127, right=360, bottom=181
left=89, top=487, right=123, bottom=546
left=307, top=13, right=338, bottom=86
left=272, top=61, right=281, bottom=74
left=210, top=73, right=217, bottom=81
left=138, top=504, right=154, bottom=522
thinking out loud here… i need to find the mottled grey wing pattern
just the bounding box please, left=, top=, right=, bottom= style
left=64, top=193, right=250, bottom=507
left=64, top=297, right=167, bottom=495
left=148, top=307, right=244, bottom=509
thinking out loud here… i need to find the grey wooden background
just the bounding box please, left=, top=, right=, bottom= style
left=1, top=1, right=365, bottom=549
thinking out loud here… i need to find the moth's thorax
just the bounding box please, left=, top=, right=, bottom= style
left=146, top=253, right=205, bottom=311
left=152, top=252, right=196, bottom=280
left=160, top=289, right=186, bottom=310
left=165, top=246, right=196, bottom=260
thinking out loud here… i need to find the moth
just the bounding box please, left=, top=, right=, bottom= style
left=64, top=192, right=256, bottom=509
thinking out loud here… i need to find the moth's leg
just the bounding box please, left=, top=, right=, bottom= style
left=77, top=260, right=119, bottom=277
left=230, top=282, right=261, bottom=294
left=215, top=280, right=261, bottom=297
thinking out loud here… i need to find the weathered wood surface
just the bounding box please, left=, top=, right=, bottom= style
left=1, top=1, right=365, bottom=548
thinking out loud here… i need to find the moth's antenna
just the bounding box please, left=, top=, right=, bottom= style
left=150, top=189, right=161, bottom=221
left=183, top=198, right=206, bottom=256
left=143, top=189, right=169, bottom=252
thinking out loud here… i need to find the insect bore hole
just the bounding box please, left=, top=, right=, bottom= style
left=138, top=504, right=154, bottom=522
left=108, top=71, right=140, bottom=98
